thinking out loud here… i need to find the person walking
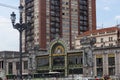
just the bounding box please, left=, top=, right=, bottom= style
left=104, top=75, right=111, bottom=80
left=0, top=77, right=2, bottom=80
left=95, top=76, right=98, bottom=80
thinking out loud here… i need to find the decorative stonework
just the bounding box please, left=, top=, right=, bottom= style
left=48, top=38, right=68, bottom=55
left=80, top=36, right=96, bottom=77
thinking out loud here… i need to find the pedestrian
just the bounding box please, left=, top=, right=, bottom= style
left=104, top=75, right=111, bottom=80
left=95, top=76, right=98, bottom=80
left=0, top=77, right=2, bottom=80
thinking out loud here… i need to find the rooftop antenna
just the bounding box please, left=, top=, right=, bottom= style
left=116, top=19, right=118, bottom=25
left=102, top=24, right=104, bottom=29
left=116, top=19, right=120, bottom=27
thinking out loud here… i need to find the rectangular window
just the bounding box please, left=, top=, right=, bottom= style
left=16, top=62, right=19, bottom=70
left=8, top=62, right=13, bottom=74
left=24, top=61, right=28, bottom=69
left=96, top=58, right=103, bottom=66
left=109, top=37, right=113, bottom=41
left=53, top=56, right=65, bottom=66
left=37, top=57, right=49, bottom=67
left=68, top=55, right=83, bottom=65
left=109, top=67, right=115, bottom=75
left=0, top=61, right=3, bottom=69
left=101, top=38, right=104, bottom=42
left=109, top=43, right=113, bottom=47
left=108, top=57, right=115, bottom=66
left=97, top=68, right=103, bottom=76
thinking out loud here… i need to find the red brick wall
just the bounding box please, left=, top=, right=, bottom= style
left=39, top=0, right=46, bottom=49
left=92, top=0, right=96, bottom=30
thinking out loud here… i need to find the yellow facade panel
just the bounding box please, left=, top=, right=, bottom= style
left=96, top=54, right=102, bottom=58
left=108, top=54, right=115, bottom=57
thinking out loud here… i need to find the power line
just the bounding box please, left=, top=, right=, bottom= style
left=0, top=3, right=18, bottom=10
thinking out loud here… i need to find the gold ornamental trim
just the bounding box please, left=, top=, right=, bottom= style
left=68, top=53, right=82, bottom=56
left=96, top=54, right=102, bottom=58
left=108, top=54, right=115, bottom=57
left=52, top=53, right=65, bottom=56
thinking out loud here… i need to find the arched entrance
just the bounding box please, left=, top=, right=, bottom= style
left=49, top=38, right=68, bottom=76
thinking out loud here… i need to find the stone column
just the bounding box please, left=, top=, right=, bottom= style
left=103, top=52, right=108, bottom=75
left=115, top=51, right=120, bottom=78
left=65, top=54, right=68, bottom=76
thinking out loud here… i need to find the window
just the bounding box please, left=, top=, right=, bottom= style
left=97, top=68, right=103, bottom=76
left=109, top=43, right=113, bottom=47
left=100, top=38, right=103, bottom=42
left=80, top=0, right=87, bottom=4
left=68, top=55, right=83, bottom=65
left=53, top=56, right=65, bottom=66
left=8, top=62, right=13, bottom=74
left=37, top=57, right=49, bottom=67
left=69, top=68, right=83, bottom=74
left=16, top=62, right=19, bottom=70
left=24, top=61, right=28, bottom=69
left=108, top=57, right=115, bottom=66
left=101, top=44, right=104, bottom=47
left=66, top=2, right=69, bottom=5
left=109, top=67, right=115, bottom=75
left=0, top=61, right=3, bottom=69
left=96, top=58, right=103, bottom=66
left=109, top=37, right=113, bottom=41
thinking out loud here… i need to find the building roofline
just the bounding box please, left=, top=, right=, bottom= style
left=78, top=26, right=120, bottom=37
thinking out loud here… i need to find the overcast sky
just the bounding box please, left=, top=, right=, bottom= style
left=0, top=0, right=120, bottom=51
left=0, top=0, right=19, bottom=51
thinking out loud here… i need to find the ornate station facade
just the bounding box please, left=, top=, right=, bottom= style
left=36, top=38, right=83, bottom=77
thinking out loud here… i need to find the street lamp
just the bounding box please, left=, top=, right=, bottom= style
left=10, top=4, right=26, bottom=80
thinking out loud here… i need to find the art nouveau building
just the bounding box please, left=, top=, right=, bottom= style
left=0, top=39, right=84, bottom=79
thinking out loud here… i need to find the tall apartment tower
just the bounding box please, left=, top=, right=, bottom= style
left=21, top=0, right=96, bottom=51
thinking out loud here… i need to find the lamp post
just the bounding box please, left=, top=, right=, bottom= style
left=10, top=4, right=26, bottom=80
